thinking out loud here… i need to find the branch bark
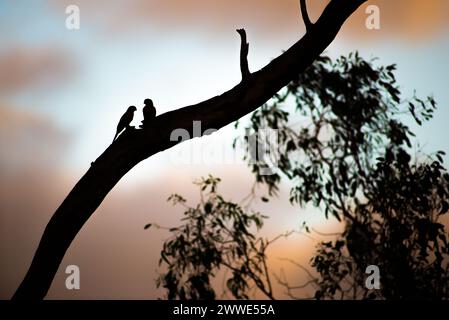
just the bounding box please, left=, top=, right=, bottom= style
left=12, top=0, right=366, bottom=300
left=300, top=0, right=314, bottom=32
left=237, top=28, right=250, bottom=79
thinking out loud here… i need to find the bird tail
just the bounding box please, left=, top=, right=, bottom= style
left=112, top=131, right=119, bottom=143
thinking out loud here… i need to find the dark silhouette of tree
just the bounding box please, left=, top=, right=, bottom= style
left=237, top=51, right=449, bottom=299
left=13, top=0, right=367, bottom=299
left=312, top=156, right=449, bottom=300
left=155, top=52, right=449, bottom=299
left=238, top=52, right=437, bottom=211
left=151, top=175, right=276, bottom=300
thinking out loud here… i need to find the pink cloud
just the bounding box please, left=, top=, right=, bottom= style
left=50, top=0, right=449, bottom=41
left=0, top=46, right=76, bottom=96
left=0, top=105, right=71, bottom=170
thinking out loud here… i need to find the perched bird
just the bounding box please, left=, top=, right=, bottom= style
left=112, top=106, right=137, bottom=143
left=140, top=98, right=157, bottom=129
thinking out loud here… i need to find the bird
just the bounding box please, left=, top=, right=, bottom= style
left=140, top=98, right=156, bottom=129
left=112, top=106, right=137, bottom=143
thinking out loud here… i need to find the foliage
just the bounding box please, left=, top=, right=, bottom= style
left=151, top=52, right=449, bottom=300
left=312, top=155, right=449, bottom=299
left=153, top=175, right=276, bottom=300
left=239, top=52, right=436, bottom=222
left=238, top=52, right=449, bottom=299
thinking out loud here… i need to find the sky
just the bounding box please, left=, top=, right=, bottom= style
left=1, top=0, right=448, bottom=299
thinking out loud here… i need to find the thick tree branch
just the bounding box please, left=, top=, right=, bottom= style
left=300, top=0, right=313, bottom=32
left=237, top=28, right=250, bottom=79
left=12, top=0, right=366, bottom=300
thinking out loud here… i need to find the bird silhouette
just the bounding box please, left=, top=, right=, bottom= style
left=140, top=98, right=156, bottom=129
left=112, top=106, right=137, bottom=143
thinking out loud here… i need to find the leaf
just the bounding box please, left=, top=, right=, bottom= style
left=440, top=201, right=449, bottom=215
left=204, top=202, right=213, bottom=214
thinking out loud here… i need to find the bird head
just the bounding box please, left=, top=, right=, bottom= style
left=144, top=99, right=153, bottom=107
left=128, top=106, right=137, bottom=112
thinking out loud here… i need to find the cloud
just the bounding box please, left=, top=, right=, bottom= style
left=341, top=0, right=449, bottom=42
left=0, top=105, right=337, bottom=300
left=0, top=105, right=71, bottom=170
left=0, top=46, right=76, bottom=96
left=49, top=0, right=449, bottom=41
left=0, top=105, right=72, bottom=298
left=0, top=167, right=179, bottom=299
left=50, top=0, right=303, bottom=35
left=0, top=150, right=332, bottom=299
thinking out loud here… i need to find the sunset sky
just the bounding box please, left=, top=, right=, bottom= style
left=1, top=0, right=448, bottom=299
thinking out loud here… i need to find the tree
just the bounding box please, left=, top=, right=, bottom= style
left=155, top=52, right=449, bottom=299
left=156, top=160, right=449, bottom=300
left=13, top=0, right=367, bottom=300
left=152, top=175, right=275, bottom=300
left=312, top=156, right=449, bottom=300
left=238, top=52, right=436, bottom=217
left=237, top=50, right=449, bottom=299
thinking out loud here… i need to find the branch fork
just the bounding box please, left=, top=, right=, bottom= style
left=300, top=0, right=314, bottom=32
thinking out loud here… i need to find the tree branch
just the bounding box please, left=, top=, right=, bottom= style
left=300, top=0, right=313, bottom=32
left=12, top=0, right=367, bottom=300
left=237, top=28, right=250, bottom=79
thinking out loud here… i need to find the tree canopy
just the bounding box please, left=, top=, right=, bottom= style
left=153, top=52, right=449, bottom=300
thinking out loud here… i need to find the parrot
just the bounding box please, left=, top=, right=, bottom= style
left=112, top=106, right=137, bottom=143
